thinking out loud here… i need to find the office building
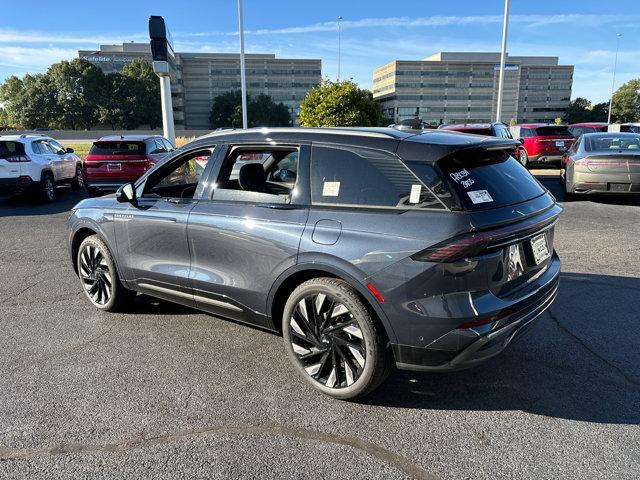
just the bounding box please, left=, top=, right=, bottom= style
left=79, top=43, right=321, bottom=129
left=373, top=52, right=574, bottom=125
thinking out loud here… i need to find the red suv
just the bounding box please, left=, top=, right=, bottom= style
left=83, top=135, right=175, bottom=196
left=509, top=124, right=574, bottom=167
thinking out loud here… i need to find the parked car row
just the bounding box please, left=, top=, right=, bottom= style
left=0, top=133, right=175, bottom=202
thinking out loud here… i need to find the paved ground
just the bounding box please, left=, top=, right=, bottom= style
left=0, top=172, right=639, bottom=479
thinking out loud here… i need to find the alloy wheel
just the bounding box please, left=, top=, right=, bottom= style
left=79, top=244, right=112, bottom=305
left=76, top=167, right=84, bottom=188
left=519, top=150, right=528, bottom=167
left=289, top=293, right=366, bottom=389
left=44, top=177, right=54, bottom=200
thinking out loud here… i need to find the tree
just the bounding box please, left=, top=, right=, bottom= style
left=611, top=79, right=640, bottom=123
left=0, top=74, right=58, bottom=129
left=98, top=73, right=130, bottom=129
left=563, top=97, right=608, bottom=123
left=298, top=80, right=383, bottom=127
left=209, top=91, right=291, bottom=128
left=120, top=59, right=161, bottom=129
left=48, top=58, right=105, bottom=129
left=210, top=91, right=243, bottom=128
left=0, top=76, right=25, bottom=126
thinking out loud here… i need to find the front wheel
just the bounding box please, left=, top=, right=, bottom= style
left=77, top=235, right=135, bottom=312
left=282, top=278, right=390, bottom=400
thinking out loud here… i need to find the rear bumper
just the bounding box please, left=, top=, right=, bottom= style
left=0, top=176, right=36, bottom=195
left=85, top=181, right=127, bottom=193
left=392, top=252, right=561, bottom=372
left=570, top=171, right=640, bottom=194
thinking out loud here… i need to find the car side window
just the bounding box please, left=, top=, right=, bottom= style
left=141, top=148, right=214, bottom=199
left=47, top=140, right=65, bottom=155
left=31, top=141, right=42, bottom=154
left=310, top=144, right=445, bottom=210
left=212, top=146, right=300, bottom=204
left=148, top=139, right=166, bottom=154
left=33, top=140, right=53, bottom=154
left=162, top=138, right=175, bottom=151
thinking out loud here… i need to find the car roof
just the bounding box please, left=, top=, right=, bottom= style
left=582, top=132, right=640, bottom=138
left=96, top=135, right=162, bottom=142
left=0, top=134, right=51, bottom=142
left=513, top=123, right=568, bottom=128
left=569, top=123, right=608, bottom=127
left=439, top=123, right=495, bottom=130
left=186, top=126, right=519, bottom=162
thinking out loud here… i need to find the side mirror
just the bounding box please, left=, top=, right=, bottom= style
left=116, top=182, right=136, bottom=204
left=65, top=147, right=74, bottom=153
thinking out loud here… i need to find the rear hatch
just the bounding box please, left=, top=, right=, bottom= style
left=410, top=144, right=561, bottom=298
left=0, top=141, right=27, bottom=179
left=84, top=141, right=150, bottom=182
left=531, top=125, right=573, bottom=154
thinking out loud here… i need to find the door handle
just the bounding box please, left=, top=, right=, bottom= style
left=257, top=203, right=297, bottom=210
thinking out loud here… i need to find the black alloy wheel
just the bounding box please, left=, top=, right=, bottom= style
left=79, top=243, right=112, bottom=306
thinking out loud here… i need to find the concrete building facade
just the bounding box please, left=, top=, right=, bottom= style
left=79, top=43, right=321, bottom=129
left=373, top=52, right=574, bottom=125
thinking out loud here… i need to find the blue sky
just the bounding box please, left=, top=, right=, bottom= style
left=0, top=0, right=638, bottom=102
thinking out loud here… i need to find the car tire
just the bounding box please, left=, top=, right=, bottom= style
left=518, top=149, right=529, bottom=168
left=282, top=277, right=390, bottom=400
left=38, top=172, right=55, bottom=202
left=71, top=165, right=84, bottom=190
left=77, top=235, right=135, bottom=312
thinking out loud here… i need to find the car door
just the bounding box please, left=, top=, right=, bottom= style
left=47, top=139, right=75, bottom=179
left=186, top=142, right=310, bottom=328
left=113, top=146, right=216, bottom=306
left=32, top=140, right=61, bottom=180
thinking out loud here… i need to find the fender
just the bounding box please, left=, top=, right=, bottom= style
left=266, top=253, right=399, bottom=344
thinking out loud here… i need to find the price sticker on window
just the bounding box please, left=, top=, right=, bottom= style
left=322, top=181, right=340, bottom=197
left=409, top=184, right=422, bottom=203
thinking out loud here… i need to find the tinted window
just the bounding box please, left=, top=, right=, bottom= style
left=438, top=154, right=545, bottom=211
left=459, top=128, right=493, bottom=136
left=0, top=141, right=25, bottom=157
left=162, top=138, right=175, bottom=151
left=89, top=142, right=145, bottom=155
left=519, top=128, right=534, bottom=138
left=584, top=134, right=640, bottom=152
left=533, top=126, right=571, bottom=136
left=311, top=145, right=444, bottom=210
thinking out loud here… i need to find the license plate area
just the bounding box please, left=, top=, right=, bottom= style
left=555, top=141, right=565, bottom=147
left=107, top=163, right=122, bottom=171
left=530, top=233, right=551, bottom=265
left=609, top=183, right=630, bottom=192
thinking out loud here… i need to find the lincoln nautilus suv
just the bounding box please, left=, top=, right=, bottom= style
left=67, top=127, right=561, bottom=399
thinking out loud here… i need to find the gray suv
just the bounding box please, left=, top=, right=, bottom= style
left=67, top=127, right=561, bottom=399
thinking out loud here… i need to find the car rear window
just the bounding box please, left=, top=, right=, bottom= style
left=0, top=141, right=25, bottom=157
left=533, top=126, right=571, bottom=136
left=584, top=134, right=640, bottom=152
left=456, top=128, right=493, bottom=136
left=436, top=153, right=546, bottom=211
left=89, top=141, right=145, bottom=155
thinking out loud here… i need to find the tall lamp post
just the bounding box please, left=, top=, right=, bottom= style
left=495, top=0, right=510, bottom=123
left=607, top=33, right=622, bottom=124
left=149, top=16, right=175, bottom=144
left=237, top=0, right=248, bottom=129
left=337, top=16, right=343, bottom=81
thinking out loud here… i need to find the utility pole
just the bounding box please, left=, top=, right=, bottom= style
left=238, top=0, right=248, bottom=129
left=607, top=33, right=622, bottom=124
left=337, top=16, right=343, bottom=81
left=495, top=0, right=510, bottom=123
left=149, top=16, right=175, bottom=143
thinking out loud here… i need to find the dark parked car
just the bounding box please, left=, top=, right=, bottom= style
left=561, top=132, right=640, bottom=198
left=68, top=127, right=561, bottom=399
left=83, top=135, right=175, bottom=197
left=438, top=122, right=513, bottom=138
left=510, top=124, right=574, bottom=167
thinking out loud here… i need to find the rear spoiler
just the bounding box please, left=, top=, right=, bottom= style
left=439, top=139, right=520, bottom=165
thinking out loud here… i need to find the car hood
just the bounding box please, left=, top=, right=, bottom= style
left=72, top=193, right=118, bottom=211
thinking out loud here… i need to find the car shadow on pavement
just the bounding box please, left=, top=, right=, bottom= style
left=0, top=187, right=87, bottom=217
left=365, top=272, right=640, bottom=425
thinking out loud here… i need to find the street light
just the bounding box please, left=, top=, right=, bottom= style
left=337, top=16, right=343, bottom=81
left=607, top=33, right=622, bottom=124
left=495, top=0, right=510, bottom=123
left=237, top=0, right=248, bottom=129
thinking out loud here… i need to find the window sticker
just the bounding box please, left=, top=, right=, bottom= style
left=460, top=178, right=475, bottom=189
left=409, top=184, right=422, bottom=203
left=449, top=168, right=470, bottom=183
left=467, top=190, right=494, bottom=204
left=322, top=181, right=340, bottom=197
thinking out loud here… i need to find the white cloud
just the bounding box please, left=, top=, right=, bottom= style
left=0, top=28, right=146, bottom=45
left=0, top=46, right=77, bottom=70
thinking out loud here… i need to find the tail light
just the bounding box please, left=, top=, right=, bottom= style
left=412, top=206, right=561, bottom=263
left=6, top=155, right=31, bottom=162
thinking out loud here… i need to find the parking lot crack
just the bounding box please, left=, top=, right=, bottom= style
left=547, top=309, right=639, bottom=388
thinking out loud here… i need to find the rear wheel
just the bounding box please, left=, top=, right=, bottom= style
left=77, top=235, right=135, bottom=312
left=71, top=165, right=84, bottom=190
left=518, top=149, right=529, bottom=168
left=282, top=278, right=389, bottom=400
left=38, top=173, right=55, bottom=202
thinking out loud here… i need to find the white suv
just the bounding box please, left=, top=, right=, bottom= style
left=0, top=135, right=82, bottom=202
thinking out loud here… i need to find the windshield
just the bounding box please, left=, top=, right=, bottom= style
left=89, top=141, right=145, bottom=156
left=584, top=134, right=640, bottom=152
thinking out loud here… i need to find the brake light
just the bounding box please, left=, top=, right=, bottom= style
left=6, top=155, right=31, bottom=162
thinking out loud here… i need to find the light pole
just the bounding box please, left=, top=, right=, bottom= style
left=607, top=33, right=622, bottom=124
left=495, top=0, right=510, bottom=123
left=337, top=16, right=343, bottom=81
left=237, top=0, right=248, bottom=129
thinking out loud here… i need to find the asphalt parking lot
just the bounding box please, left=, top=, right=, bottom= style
left=0, top=171, right=639, bottom=479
